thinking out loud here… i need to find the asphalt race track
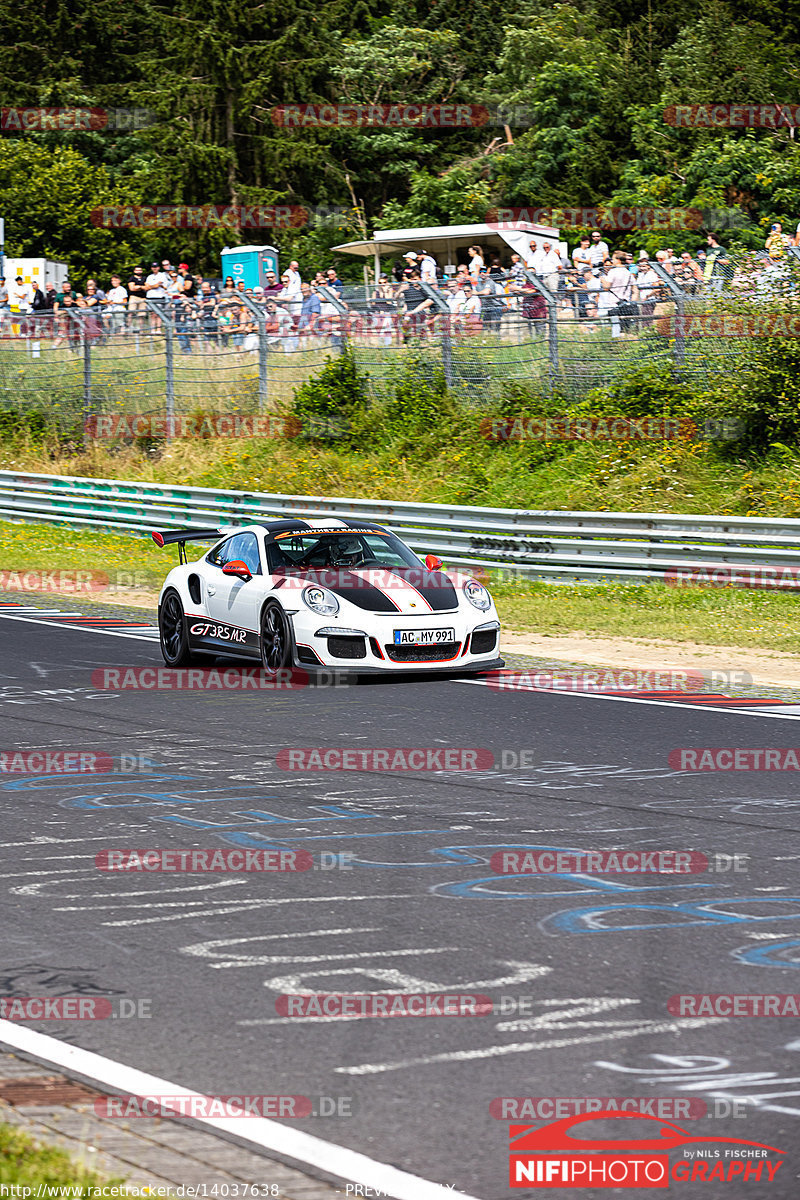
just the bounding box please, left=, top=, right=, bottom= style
left=1, top=611, right=799, bottom=1198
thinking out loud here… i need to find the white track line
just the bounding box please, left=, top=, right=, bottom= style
left=455, top=677, right=800, bottom=720
left=0, top=612, right=158, bottom=641
left=0, top=1021, right=479, bottom=1200
left=3, top=610, right=797, bottom=718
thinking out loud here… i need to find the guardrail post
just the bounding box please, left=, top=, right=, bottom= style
left=145, top=299, right=175, bottom=438
left=316, top=284, right=349, bottom=357
left=674, top=291, right=686, bottom=368
left=73, top=311, right=92, bottom=424
left=649, top=261, right=686, bottom=370
left=441, top=322, right=454, bottom=388
left=164, top=320, right=175, bottom=437
left=240, top=292, right=268, bottom=408
left=521, top=270, right=558, bottom=388
left=418, top=281, right=453, bottom=387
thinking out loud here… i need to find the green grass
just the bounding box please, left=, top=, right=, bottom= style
left=2, top=419, right=800, bottom=517
left=1, top=520, right=798, bottom=653
left=0, top=521, right=165, bottom=593
left=0, top=1119, right=122, bottom=1192
left=490, top=577, right=800, bottom=653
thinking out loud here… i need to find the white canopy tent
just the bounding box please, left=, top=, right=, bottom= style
left=332, top=221, right=564, bottom=282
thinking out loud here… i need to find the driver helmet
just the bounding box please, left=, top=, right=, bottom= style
left=330, top=536, right=364, bottom=567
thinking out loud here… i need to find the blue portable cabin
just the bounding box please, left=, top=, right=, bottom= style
left=220, top=245, right=280, bottom=290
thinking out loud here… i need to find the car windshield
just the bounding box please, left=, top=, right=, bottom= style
left=271, top=531, right=423, bottom=571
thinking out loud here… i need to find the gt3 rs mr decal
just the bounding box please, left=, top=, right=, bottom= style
left=188, top=620, right=255, bottom=647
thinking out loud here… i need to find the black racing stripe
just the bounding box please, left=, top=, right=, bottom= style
left=385, top=567, right=458, bottom=611
left=274, top=567, right=400, bottom=612
left=302, top=568, right=400, bottom=612
left=272, top=566, right=457, bottom=611
left=262, top=519, right=311, bottom=540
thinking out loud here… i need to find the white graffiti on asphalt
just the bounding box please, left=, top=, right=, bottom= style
left=596, top=1050, right=800, bottom=1117
left=0, top=685, right=116, bottom=706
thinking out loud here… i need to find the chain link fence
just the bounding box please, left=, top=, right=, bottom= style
left=1, top=253, right=797, bottom=435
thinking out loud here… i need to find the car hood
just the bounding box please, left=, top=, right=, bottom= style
left=275, top=566, right=459, bottom=613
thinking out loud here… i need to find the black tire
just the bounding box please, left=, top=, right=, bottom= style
left=158, top=589, right=198, bottom=667
left=260, top=601, right=293, bottom=675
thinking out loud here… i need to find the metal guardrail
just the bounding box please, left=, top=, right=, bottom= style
left=0, top=470, right=798, bottom=586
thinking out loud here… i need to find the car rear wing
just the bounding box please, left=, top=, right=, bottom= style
left=151, top=527, right=225, bottom=564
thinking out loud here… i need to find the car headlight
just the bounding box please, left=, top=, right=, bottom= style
left=463, top=579, right=491, bottom=611
left=302, top=586, right=339, bottom=616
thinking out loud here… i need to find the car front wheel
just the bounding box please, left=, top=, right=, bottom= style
left=260, top=601, right=293, bottom=674
left=158, top=589, right=198, bottom=666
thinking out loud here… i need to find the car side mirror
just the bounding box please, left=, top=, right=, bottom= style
left=222, top=560, right=252, bottom=582
left=425, top=554, right=443, bottom=570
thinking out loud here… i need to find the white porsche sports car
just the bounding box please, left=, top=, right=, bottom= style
left=152, top=517, right=503, bottom=675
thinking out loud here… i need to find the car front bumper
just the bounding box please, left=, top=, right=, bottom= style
left=291, top=614, right=502, bottom=673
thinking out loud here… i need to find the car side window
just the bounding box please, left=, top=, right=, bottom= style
left=225, top=532, right=262, bottom=575
left=205, top=533, right=262, bottom=575
left=206, top=537, right=235, bottom=568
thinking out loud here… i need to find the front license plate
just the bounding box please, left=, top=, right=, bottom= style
left=393, top=627, right=455, bottom=645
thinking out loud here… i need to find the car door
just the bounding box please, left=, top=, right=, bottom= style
left=203, top=531, right=265, bottom=650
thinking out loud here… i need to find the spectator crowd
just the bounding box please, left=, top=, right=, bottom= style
left=0, top=224, right=796, bottom=351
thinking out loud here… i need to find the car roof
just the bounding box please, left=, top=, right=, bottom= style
left=252, top=518, right=390, bottom=542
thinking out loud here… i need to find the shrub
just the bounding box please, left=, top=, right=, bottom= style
left=577, top=360, right=699, bottom=422
left=289, top=346, right=371, bottom=446
left=372, top=354, right=463, bottom=457
left=702, top=337, right=800, bottom=456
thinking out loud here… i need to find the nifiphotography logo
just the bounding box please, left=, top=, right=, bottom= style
left=508, top=1111, right=784, bottom=1188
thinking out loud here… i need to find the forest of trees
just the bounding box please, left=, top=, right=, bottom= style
left=1, top=0, right=799, bottom=280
